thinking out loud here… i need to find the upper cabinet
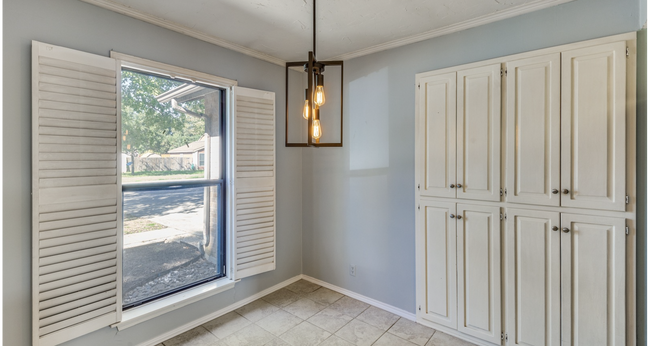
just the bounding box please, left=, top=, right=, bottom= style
left=457, top=64, right=502, bottom=202
left=418, top=72, right=457, bottom=199
left=417, top=64, right=501, bottom=202
left=560, top=42, right=627, bottom=211
left=505, top=53, right=561, bottom=206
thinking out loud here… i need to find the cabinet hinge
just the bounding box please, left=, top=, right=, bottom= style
left=500, top=188, right=503, bottom=196
left=505, top=334, right=509, bottom=342
left=418, top=84, right=421, bottom=89
left=501, top=333, right=504, bottom=340
left=418, top=305, right=421, bottom=311
left=504, top=188, right=507, bottom=196
left=505, top=69, right=508, bottom=76
left=504, top=213, right=507, bottom=220
left=626, top=226, right=629, bottom=235
left=500, top=69, right=504, bottom=77
left=418, top=184, right=420, bottom=191
left=418, top=204, right=420, bottom=211
left=626, top=47, right=629, bottom=57
left=500, top=213, right=503, bottom=221
left=626, top=195, right=629, bottom=204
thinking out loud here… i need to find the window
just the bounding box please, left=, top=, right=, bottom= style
left=120, top=69, right=227, bottom=308
left=31, top=42, right=277, bottom=345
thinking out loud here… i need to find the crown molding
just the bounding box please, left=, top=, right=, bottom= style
left=80, top=0, right=287, bottom=66
left=82, top=0, right=574, bottom=64
left=327, top=0, right=575, bottom=61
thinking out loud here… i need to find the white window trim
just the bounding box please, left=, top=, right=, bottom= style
left=110, top=51, right=238, bottom=330
left=113, top=277, right=236, bottom=330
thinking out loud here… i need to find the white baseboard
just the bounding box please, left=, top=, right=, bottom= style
left=300, top=275, right=417, bottom=322
left=137, top=274, right=303, bottom=346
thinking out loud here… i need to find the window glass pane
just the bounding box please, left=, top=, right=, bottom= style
left=121, top=69, right=226, bottom=308
left=122, top=185, right=224, bottom=306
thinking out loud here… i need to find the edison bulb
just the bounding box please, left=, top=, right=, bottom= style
left=303, top=100, right=310, bottom=119
left=312, top=119, right=322, bottom=139
left=314, top=85, right=326, bottom=106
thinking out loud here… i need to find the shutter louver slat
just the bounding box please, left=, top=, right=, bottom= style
left=32, top=41, right=121, bottom=346
left=232, top=87, right=276, bottom=280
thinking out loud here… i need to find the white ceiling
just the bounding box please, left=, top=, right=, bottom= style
left=83, top=0, right=572, bottom=64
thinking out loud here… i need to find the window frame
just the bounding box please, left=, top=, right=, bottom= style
left=110, top=52, right=239, bottom=329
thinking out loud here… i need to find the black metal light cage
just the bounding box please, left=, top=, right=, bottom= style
left=284, top=0, right=344, bottom=148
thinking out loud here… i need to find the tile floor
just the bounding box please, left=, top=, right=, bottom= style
left=158, top=280, right=476, bottom=346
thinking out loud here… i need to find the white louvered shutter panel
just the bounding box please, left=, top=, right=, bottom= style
left=232, top=87, right=276, bottom=279
left=32, top=41, right=121, bottom=346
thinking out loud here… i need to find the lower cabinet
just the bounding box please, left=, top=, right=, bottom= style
left=417, top=202, right=626, bottom=346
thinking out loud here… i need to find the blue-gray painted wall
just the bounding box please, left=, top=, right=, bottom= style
left=3, top=1, right=303, bottom=345
left=301, top=0, right=646, bottom=342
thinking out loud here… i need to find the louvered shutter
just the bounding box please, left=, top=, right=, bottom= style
left=231, top=87, right=276, bottom=279
left=32, top=41, right=121, bottom=346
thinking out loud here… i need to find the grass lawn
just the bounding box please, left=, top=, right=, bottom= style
left=122, top=170, right=205, bottom=183
left=124, top=217, right=167, bottom=234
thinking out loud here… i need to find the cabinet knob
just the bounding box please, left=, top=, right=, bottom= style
left=563, top=189, right=570, bottom=195
left=450, top=214, right=455, bottom=219
left=552, top=226, right=559, bottom=231
left=552, top=189, right=559, bottom=194
left=457, top=215, right=462, bottom=219
left=562, top=227, right=570, bottom=233
left=450, top=184, right=456, bottom=189
left=456, top=184, right=463, bottom=188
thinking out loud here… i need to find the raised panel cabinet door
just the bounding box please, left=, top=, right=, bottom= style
left=457, top=64, right=501, bottom=202
left=418, top=72, right=457, bottom=198
left=457, top=204, right=501, bottom=344
left=506, top=54, right=561, bottom=206
left=417, top=200, right=457, bottom=329
left=506, top=209, right=561, bottom=346
left=561, top=42, right=626, bottom=211
left=560, top=214, right=625, bottom=346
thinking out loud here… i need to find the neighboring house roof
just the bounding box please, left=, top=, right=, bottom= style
left=168, top=137, right=206, bottom=154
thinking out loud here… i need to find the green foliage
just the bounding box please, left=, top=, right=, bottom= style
left=120, top=70, right=207, bottom=155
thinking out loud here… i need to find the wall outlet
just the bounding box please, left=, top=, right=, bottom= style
left=349, top=264, right=356, bottom=277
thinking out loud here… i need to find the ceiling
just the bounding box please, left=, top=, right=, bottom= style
left=83, top=0, right=572, bottom=64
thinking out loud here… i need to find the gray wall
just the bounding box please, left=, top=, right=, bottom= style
left=301, top=0, right=646, bottom=332
left=3, top=1, right=303, bottom=345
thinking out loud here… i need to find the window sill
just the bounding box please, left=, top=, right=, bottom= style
left=113, top=277, right=237, bottom=331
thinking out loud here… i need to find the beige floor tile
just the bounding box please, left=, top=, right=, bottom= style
left=387, top=318, right=435, bottom=346
left=220, top=324, right=274, bottom=346
left=318, top=335, right=355, bottom=346
left=263, top=338, right=291, bottom=346
left=284, top=279, right=321, bottom=294
left=262, top=288, right=301, bottom=308
left=306, top=308, right=353, bottom=333
left=303, top=287, right=343, bottom=305
left=202, top=311, right=251, bottom=339
left=334, top=319, right=383, bottom=346
left=374, top=332, right=419, bottom=346
left=235, top=299, right=279, bottom=322
left=356, top=306, right=399, bottom=331
left=283, top=298, right=326, bottom=319
left=163, top=326, right=219, bottom=346
left=256, top=310, right=303, bottom=336
left=328, top=296, right=370, bottom=318
left=279, top=321, right=331, bottom=346
left=426, top=331, right=476, bottom=346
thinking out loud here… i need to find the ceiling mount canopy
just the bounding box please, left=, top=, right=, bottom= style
left=285, top=0, right=343, bottom=147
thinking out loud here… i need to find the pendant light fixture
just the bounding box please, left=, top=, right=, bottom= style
left=285, top=0, right=344, bottom=147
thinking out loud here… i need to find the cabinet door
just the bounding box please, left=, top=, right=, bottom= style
left=417, top=200, right=457, bottom=329
left=560, top=214, right=625, bottom=346
left=418, top=73, right=457, bottom=198
left=506, top=209, right=561, bottom=346
left=457, top=64, right=501, bottom=202
left=561, top=42, right=626, bottom=211
left=457, top=204, right=501, bottom=344
left=506, top=54, right=561, bottom=206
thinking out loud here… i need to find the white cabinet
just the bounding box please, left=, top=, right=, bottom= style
left=418, top=73, right=457, bottom=199
left=418, top=200, right=457, bottom=329
left=417, top=64, right=501, bottom=202
left=560, top=214, right=626, bottom=346
left=560, top=42, right=627, bottom=211
left=457, top=204, right=501, bottom=344
left=505, top=54, right=561, bottom=206
left=457, top=65, right=502, bottom=202
left=505, top=208, right=561, bottom=346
